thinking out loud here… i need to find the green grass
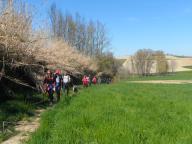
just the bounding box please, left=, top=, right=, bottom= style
left=183, top=66, right=192, bottom=69
left=27, top=82, right=192, bottom=144
left=126, top=71, right=192, bottom=81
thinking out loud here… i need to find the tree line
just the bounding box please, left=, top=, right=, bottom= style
left=49, top=3, right=109, bottom=56
left=118, top=49, right=177, bottom=78
left=133, top=49, right=168, bottom=76
left=0, top=0, right=119, bottom=101
left=49, top=3, right=118, bottom=76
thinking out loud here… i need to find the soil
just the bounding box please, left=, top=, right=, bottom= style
left=2, top=109, right=44, bottom=144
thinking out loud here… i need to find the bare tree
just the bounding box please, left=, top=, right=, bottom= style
left=49, top=3, right=65, bottom=38
left=94, top=21, right=109, bottom=55
left=48, top=3, right=109, bottom=57
left=133, top=49, right=154, bottom=76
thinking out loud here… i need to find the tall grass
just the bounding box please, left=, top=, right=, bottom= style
left=27, top=82, right=192, bottom=144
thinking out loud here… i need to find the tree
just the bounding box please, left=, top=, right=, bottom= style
left=155, top=51, right=168, bottom=74
left=96, top=52, right=119, bottom=76
left=48, top=3, right=110, bottom=56
left=49, top=3, right=65, bottom=38
left=0, top=1, right=44, bottom=100
left=133, top=49, right=154, bottom=76
left=94, top=21, right=109, bottom=55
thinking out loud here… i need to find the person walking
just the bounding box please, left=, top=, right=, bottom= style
left=63, top=72, right=71, bottom=96
left=92, top=76, right=97, bottom=85
left=54, top=69, right=63, bottom=102
left=88, top=74, right=92, bottom=86
left=44, top=70, right=54, bottom=105
left=98, top=77, right=101, bottom=84
left=82, top=75, right=88, bottom=87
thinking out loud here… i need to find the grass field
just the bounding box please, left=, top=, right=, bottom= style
left=183, top=66, right=192, bottom=69
left=127, top=71, right=192, bottom=81
left=27, top=79, right=192, bottom=144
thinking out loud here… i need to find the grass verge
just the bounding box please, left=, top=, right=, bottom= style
left=0, top=93, right=47, bottom=142
left=27, top=82, right=192, bottom=144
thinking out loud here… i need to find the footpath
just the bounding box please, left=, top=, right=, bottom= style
left=2, top=109, right=45, bottom=144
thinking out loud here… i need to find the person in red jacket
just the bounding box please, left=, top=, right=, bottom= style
left=82, top=75, right=88, bottom=87
left=44, top=70, right=54, bottom=105
left=92, top=76, right=97, bottom=84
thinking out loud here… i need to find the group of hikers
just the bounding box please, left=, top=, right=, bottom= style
left=43, top=69, right=98, bottom=104
left=82, top=75, right=97, bottom=87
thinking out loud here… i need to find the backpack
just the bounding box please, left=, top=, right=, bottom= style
left=63, top=75, right=70, bottom=84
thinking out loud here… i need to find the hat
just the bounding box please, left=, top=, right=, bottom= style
left=55, top=69, right=61, bottom=74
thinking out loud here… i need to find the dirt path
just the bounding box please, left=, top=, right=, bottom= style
left=2, top=109, right=45, bottom=144
left=129, top=80, right=192, bottom=84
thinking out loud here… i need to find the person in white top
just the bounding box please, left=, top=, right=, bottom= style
left=63, top=72, right=71, bottom=96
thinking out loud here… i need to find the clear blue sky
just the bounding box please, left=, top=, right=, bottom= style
left=27, top=0, right=192, bottom=56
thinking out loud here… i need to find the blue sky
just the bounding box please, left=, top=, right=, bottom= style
left=28, top=0, right=192, bottom=56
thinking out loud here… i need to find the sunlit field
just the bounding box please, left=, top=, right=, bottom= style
left=27, top=80, right=192, bottom=144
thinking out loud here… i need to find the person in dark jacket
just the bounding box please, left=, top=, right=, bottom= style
left=44, top=70, right=54, bottom=105
left=54, top=69, right=63, bottom=102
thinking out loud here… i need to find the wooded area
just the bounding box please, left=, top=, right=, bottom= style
left=49, top=3, right=109, bottom=56
left=0, top=1, right=117, bottom=101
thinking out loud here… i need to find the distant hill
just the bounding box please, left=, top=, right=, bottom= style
left=119, top=55, right=192, bottom=73
left=166, top=54, right=192, bottom=58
